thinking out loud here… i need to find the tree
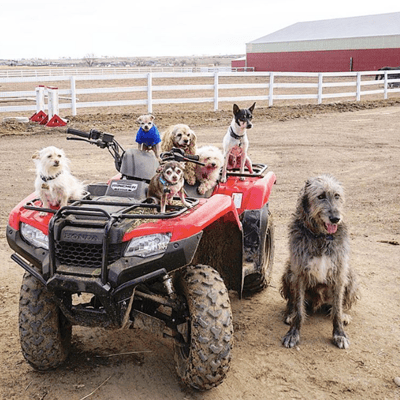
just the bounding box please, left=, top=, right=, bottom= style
left=83, top=53, right=96, bottom=67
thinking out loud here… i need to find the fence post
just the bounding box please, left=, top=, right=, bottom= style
left=384, top=71, right=388, bottom=99
left=47, top=87, right=59, bottom=120
left=318, top=73, right=323, bottom=104
left=268, top=72, right=274, bottom=107
left=214, top=71, right=219, bottom=111
left=147, top=73, right=153, bottom=114
left=35, top=85, right=45, bottom=113
left=356, top=72, right=361, bottom=101
left=70, top=76, right=77, bottom=116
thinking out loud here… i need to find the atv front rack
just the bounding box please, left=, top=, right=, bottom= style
left=23, top=197, right=199, bottom=219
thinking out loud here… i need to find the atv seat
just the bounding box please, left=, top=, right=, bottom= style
left=184, top=181, right=214, bottom=198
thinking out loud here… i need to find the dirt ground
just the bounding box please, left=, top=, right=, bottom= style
left=0, top=100, right=399, bottom=400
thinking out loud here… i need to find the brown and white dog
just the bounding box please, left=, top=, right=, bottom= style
left=221, top=103, right=255, bottom=183
left=161, top=124, right=197, bottom=185
left=147, top=161, right=192, bottom=213
left=33, top=146, right=84, bottom=216
left=195, top=145, right=224, bottom=195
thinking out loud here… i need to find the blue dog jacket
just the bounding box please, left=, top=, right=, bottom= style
left=136, top=126, right=161, bottom=147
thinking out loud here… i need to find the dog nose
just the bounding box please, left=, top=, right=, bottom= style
left=329, top=216, right=340, bottom=224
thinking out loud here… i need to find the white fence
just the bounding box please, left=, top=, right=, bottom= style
left=0, top=66, right=252, bottom=78
left=1, top=70, right=400, bottom=116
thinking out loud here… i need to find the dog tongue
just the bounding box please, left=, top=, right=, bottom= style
left=326, top=223, right=338, bottom=234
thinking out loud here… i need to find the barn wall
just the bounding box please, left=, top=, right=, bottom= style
left=247, top=48, right=400, bottom=72
left=232, top=59, right=246, bottom=68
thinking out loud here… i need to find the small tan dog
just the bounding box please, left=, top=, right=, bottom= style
left=195, top=146, right=224, bottom=195
left=33, top=146, right=84, bottom=216
left=135, top=114, right=161, bottom=159
left=161, top=124, right=197, bottom=185
left=147, top=161, right=191, bottom=213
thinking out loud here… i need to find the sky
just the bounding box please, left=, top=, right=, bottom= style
left=1, top=0, right=400, bottom=60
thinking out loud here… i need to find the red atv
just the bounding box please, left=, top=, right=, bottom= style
left=6, top=127, right=276, bottom=391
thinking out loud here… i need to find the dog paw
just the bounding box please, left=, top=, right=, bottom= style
left=220, top=177, right=227, bottom=183
left=282, top=329, right=300, bottom=348
left=187, top=177, right=196, bottom=186
left=342, top=313, right=352, bottom=325
left=333, top=333, right=350, bottom=349
left=197, top=184, right=207, bottom=195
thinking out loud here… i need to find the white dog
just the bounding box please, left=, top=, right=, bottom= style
left=195, top=146, right=224, bottom=195
left=33, top=146, right=84, bottom=216
left=221, top=103, right=255, bottom=183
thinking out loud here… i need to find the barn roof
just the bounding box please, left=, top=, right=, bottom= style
left=249, top=12, right=400, bottom=45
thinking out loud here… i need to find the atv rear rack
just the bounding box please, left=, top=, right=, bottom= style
left=226, top=163, right=268, bottom=178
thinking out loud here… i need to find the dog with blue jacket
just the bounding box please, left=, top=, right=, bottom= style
left=136, top=114, right=161, bottom=160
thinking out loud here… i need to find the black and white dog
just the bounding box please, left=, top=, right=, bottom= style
left=221, top=103, right=255, bottom=183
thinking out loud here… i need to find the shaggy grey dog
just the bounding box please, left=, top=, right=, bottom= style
left=280, top=175, right=359, bottom=349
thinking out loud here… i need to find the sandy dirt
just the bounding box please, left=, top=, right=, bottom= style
left=0, top=101, right=399, bottom=400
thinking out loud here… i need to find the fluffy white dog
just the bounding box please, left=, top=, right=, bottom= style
left=195, top=146, right=224, bottom=195
left=33, top=146, right=84, bottom=216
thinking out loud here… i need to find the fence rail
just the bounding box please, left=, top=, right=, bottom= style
left=1, top=70, right=400, bottom=115
left=0, top=66, right=252, bottom=78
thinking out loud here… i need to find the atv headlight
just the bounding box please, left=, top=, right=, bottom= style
left=20, top=223, right=49, bottom=250
left=124, top=233, right=171, bottom=258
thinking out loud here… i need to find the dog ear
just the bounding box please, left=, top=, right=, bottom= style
left=32, top=150, right=40, bottom=160
left=233, top=104, right=240, bottom=115
left=136, top=116, right=143, bottom=124
left=249, top=102, right=256, bottom=113
left=150, top=114, right=155, bottom=121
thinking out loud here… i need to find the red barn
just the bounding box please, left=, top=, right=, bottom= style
left=231, top=56, right=246, bottom=70
left=245, top=12, right=400, bottom=72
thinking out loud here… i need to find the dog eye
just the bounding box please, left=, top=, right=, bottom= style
left=317, top=193, right=326, bottom=200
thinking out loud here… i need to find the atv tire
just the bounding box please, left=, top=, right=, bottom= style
left=19, top=272, right=72, bottom=370
left=174, top=265, right=233, bottom=391
left=243, top=212, right=275, bottom=293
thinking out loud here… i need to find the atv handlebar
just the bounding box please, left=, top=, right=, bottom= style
left=66, top=127, right=124, bottom=169
left=66, top=128, right=115, bottom=145
left=160, top=148, right=203, bottom=165
left=66, top=128, right=90, bottom=139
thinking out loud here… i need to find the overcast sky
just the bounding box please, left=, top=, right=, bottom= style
left=1, top=0, right=399, bottom=60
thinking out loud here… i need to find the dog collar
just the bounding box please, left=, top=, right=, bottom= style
left=159, top=176, right=178, bottom=186
left=229, top=127, right=245, bottom=140
left=40, top=171, right=63, bottom=182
